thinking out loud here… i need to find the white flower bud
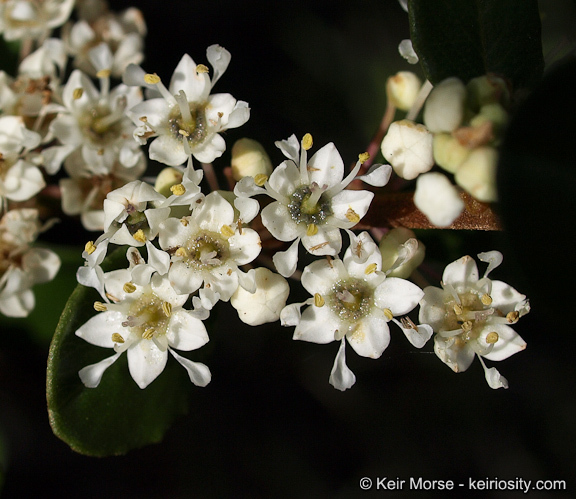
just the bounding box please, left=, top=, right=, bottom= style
left=379, top=227, right=425, bottom=279
left=414, top=172, right=464, bottom=227
left=231, top=267, right=290, bottom=326
left=424, top=77, right=466, bottom=133
left=381, top=119, right=434, bottom=180
left=454, top=146, right=498, bottom=202
left=469, top=103, right=508, bottom=138
left=398, top=39, right=419, bottom=64
left=433, top=133, right=471, bottom=174
left=231, top=138, right=273, bottom=181
left=386, top=71, right=422, bottom=111
left=466, top=75, right=510, bottom=112
left=154, top=167, right=183, bottom=197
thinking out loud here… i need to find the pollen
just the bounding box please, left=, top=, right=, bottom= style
left=170, top=183, right=186, bottom=196
left=196, top=64, right=209, bottom=73
left=72, top=88, right=83, bottom=100
left=358, top=152, right=370, bottom=164
left=220, top=224, right=235, bottom=238
left=365, top=263, right=377, bottom=275
left=345, top=208, right=360, bottom=224
left=111, top=333, right=125, bottom=343
left=314, top=293, right=325, bottom=307
left=94, top=301, right=107, bottom=312
left=302, top=133, right=313, bottom=151
left=486, top=331, right=499, bottom=344
left=383, top=308, right=394, bottom=320
left=162, top=301, right=172, bottom=317
left=306, top=223, right=318, bottom=236
left=133, top=229, right=146, bottom=243
left=144, top=73, right=161, bottom=84
left=123, top=282, right=137, bottom=294
left=254, top=173, right=268, bottom=186
left=84, top=241, right=96, bottom=255
left=481, top=293, right=493, bottom=306
left=96, top=69, right=111, bottom=79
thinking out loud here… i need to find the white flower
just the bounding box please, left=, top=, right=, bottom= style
left=414, top=172, right=464, bottom=227
left=386, top=72, right=422, bottom=111
left=231, top=267, right=289, bottom=325
left=236, top=134, right=391, bottom=277
left=76, top=269, right=211, bottom=389
left=419, top=251, right=529, bottom=389
left=0, top=115, right=44, bottom=202
left=124, top=46, right=250, bottom=166
left=0, top=209, right=61, bottom=317
left=0, top=0, right=74, bottom=41
left=281, top=232, right=427, bottom=390
left=45, top=66, right=143, bottom=173
left=158, top=191, right=261, bottom=301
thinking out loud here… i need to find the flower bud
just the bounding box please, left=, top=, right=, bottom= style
left=386, top=71, right=422, bottom=111
left=231, top=267, right=290, bottom=325
left=231, top=138, right=272, bottom=181
left=414, top=172, right=464, bottom=227
left=433, top=133, right=471, bottom=173
left=466, top=75, right=510, bottom=112
left=424, top=77, right=466, bottom=133
left=379, top=227, right=425, bottom=278
left=381, top=119, right=434, bottom=180
left=469, top=103, right=508, bottom=139
left=155, top=167, right=183, bottom=197
left=454, top=146, right=498, bottom=202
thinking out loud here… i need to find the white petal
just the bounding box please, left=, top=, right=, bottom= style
left=233, top=196, right=260, bottom=223
left=442, top=255, right=479, bottom=290
left=307, top=142, right=344, bottom=189
left=330, top=189, right=373, bottom=225
left=78, top=353, right=122, bottom=388
left=374, top=277, right=423, bottom=316
left=346, top=312, right=390, bottom=359
left=267, top=160, right=300, bottom=198
left=275, top=134, right=300, bottom=163
left=418, top=286, right=448, bottom=331
left=272, top=238, right=300, bottom=277
left=478, top=250, right=503, bottom=277
left=294, top=305, right=339, bottom=344
left=329, top=339, right=356, bottom=391
left=356, top=163, right=392, bottom=187
left=228, top=227, right=261, bottom=265
left=301, top=225, right=341, bottom=256
left=145, top=241, right=170, bottom=275
left=280, top=302, right=305, bottom=327
left=149, top=134, right=187, bottom=167
left=397, top=321, right=433, bottom=348
left=169, top=53, right=210, bottom=102
left=166, top=310, right=209, bottom=351
left=127, top=340, right=168, bottom=388
left=75, top=311, right=124, bottom=348
left=301, top=258, right=343, bottom=295
left=489, top=280, right=527, bottom=315
left=169, top=349, right=211, bottom=387
left=399, top=39, right=419, bottom=64
left=482, top=324, right=526, bottom=362
left=206, top=44, right=231, bottom=87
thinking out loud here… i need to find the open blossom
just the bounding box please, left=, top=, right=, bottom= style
left=0, top=0, right=74, bottom=41
left=419, top=251, right=529, bottom=389
left=124, top=45, right=250, bottom=166
left=76, top=265, right=211, bottom=389
left=236, top=134, right=391, bottom=277
left=280, top=232, right=429, bottom=390
left=158, top=191, right=261, bottom=302
left=0, top=209, right=60, bottom=317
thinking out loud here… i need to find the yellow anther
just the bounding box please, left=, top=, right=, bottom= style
left=254, top=173, right=268, bottom=186
left=139, top=116, right=148, bottom=122
left=179, top=129, right=190, bottom=137
left=196, top=64, right=209, bottom=73
left=358, top=152, right=370, bottom=164
left=221, top=224, right=235, bottom=238
left=72, top=88, right=83, bottom=100
left=96, top=69, right=111, bottom=79
left=175, top=247, right=188, bottom=257
left=365, top=263, right=377, bottom=275
left=383, top=308, right=394, bottom=320
left=314, top=293, right=325, bottom=307
left=170, top=183, right=186, bottom=196
left=401, top=316, right=419, bottom=331
left=112, top=333, right=125, bottom=344
left=144, top=73, right=161, bottom=84
left=306, top=223, right=318, bottom=236
left=486, top=332, right=499, bottom=344
left=142, top=328, right=155, bottom=340
left=123, top=282, right=137, bottom=294
left=310, top=242, right=329, bottom=252
left=302, top=133, right=313, bottom=150
left=94, top=301, right=107, bottom=312
left=345, top=208, right=360, bottom=224
left=461, top=320, right=473, bottom=332
left=133, top=229, right=146, bottom=243
left=85, top=241, right=96, bottom=255
left=506, top=311, right=519, bottom=323
left=481, top=294, right=493, bottom=306
left=453, top=303, right=463, bottom=315
left=162, top=301, right=172, bottom=317
left=180, top=218, right=189, bottom=226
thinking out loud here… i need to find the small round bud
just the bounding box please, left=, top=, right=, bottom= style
left=454, top=146, right=498, bottom=202
left=469, top=103, right=509, bottom=139
left=424, top=77, right=466, bottom=133
left=466, top=75, right=510, bottom=112
left=433, top=133, right=471, bottom=174
left=231, top=138, right=273, bottom=181
left=414, top=172, right=464, bottom=227
left=386, top=71, right=422, bottom=111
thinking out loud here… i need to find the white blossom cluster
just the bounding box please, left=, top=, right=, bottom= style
left=0, top=0, right=531, bottom=394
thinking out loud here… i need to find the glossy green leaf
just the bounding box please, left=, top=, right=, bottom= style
left=408, top=0, right=544, bottom=88
left=47, top=246, right=191, bottom=456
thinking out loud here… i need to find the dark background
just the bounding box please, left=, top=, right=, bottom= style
left=1, top=1, right=575, bottom=497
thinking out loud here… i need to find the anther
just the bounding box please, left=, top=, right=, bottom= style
left=461, top=320, right=473, bottom=332
left=254, top=174, right=268, bottom=186
left=302, top=133, right=313, bottom=150
left=383, top=308, right=394, bottom=320
left=133, top=229, right=146, bottom=243
left=170, top=183, right=186, bottom=196
left=162, top=301, right=172, bottom=317
left=196, top=64, right=209, bottom=73
left=175, top=247, right=188, bottom=257
left=144, top=73, right=161, bottom=85
left=310, top=242, right=329, bottom=251
left=123, top=282, right=137, bottom=293
left=94, top=301, right=107, bottom=312
left=506, top=311, right=519, bottom=323
left=72, top=88, right=83, bottom=100
left=453, top=303, right=463, bottom=315
left=112, top=333, right=124, bottom=343
left=314, top=293, right=325, bottom=307
left=345, top=208, right=360, bottom=224
left=85, top=241, right=96, bottom=255
left=358, top=152, right=370, bottom=164
left=486, top=332, right=499, bottom=344
left=221, top=224, right=235, bottom=238
left=306, top=223, right=318, bottom=236
left=96, top=69, right=111, bottom=79
left=365, top=263, right=377, bottom=275
left=481, top=294, right=493, bottom=306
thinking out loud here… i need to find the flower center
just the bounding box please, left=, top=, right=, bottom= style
left=327, top=278, right=373, bottom=324
left=168, top=94, right=208, bottom=147
left=80, top=103, right=125, bottom=146
left=123, top=289, right=171, bottom=341
left=288, top=184, right=332, bottom=226
left=442, top=290, right=494, bottom=342
left=179, top=231, right=229, bottom=270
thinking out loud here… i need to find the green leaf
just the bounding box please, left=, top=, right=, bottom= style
left=408, top=0, right=544, bottom=88
left=46, top=246, right=191, bottom=456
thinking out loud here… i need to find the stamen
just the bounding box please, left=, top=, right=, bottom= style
left=314, top=293, right=325, bottom=307
left=84, top=241, right=96, bottom=255
left=365, top=263, right=377, bottom=275
left=345, top=208, right=360, bottom=224
left=453, top=303, right=463, bottom=315
left=170, top=183, right=186, bottom=196
left=461, top=320, right=473, bottom=332
left=175, top=247, right=188, bottom=257
left=133, top=229, right=146, bottom=243
left=358, top=152, right=370, bottom=164
left=175, top=90, right=194, bottom=128
left=383, top=308, right=394, bottom=320
left=220, top=225, right=235, bottom=238
left=196, top=64, right=209, bottom=73
left=481, top=294, right=493, bottom=306
left=302, top=133, right=313, bottom=150
left=123, top=282, right=137, bottom=294
left=162, top=301, right=172, bottom=317
left=486, top=332, right=499, bottom=344
left=112, top=333, right=124, bottom=343
left=306, top=223, right=318, bottom=236
left=144, top=73, right=161, bottom=84
left=96, top=69, right=111, bottom=79
left=94, top=301, right=107, bottom=312
left=72, top=88, right=83, bottom=100
left=106, top=293, right=120, bottom=303
left=309, top=242, right=329, bottom=252
left=254, top=174, right=268, bottom=186
left=401, top=316, right=419, bottom=331
left=506, top=311, right=519, bottom=323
